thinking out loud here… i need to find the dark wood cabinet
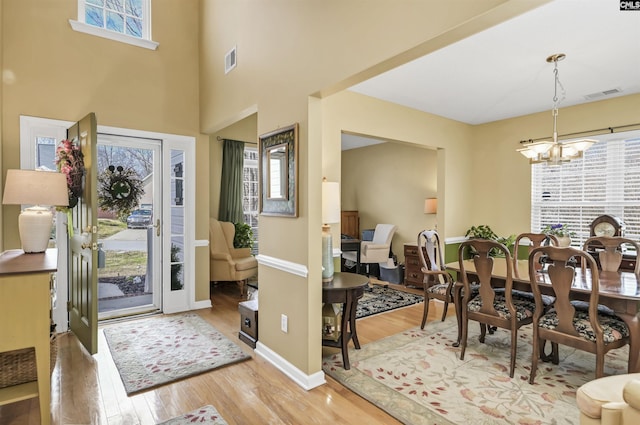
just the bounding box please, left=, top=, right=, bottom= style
left=238, top=299, right=258, bottom=348
left=403, top=244, right=425, bottom=289
left=341, top=211, right=359, bottom=239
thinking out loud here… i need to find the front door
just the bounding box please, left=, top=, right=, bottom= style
left=68, top=113, right=98, bottom=355
left=97, top=135, right=162, bottom=319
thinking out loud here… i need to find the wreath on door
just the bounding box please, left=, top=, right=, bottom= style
left=98, top=165, right=144, bottom=219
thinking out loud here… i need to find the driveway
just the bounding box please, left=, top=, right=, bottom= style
left=100, top=228, right=150, bottom=251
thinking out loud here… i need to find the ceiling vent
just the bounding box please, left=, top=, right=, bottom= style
left=584, top=88, right=622, bottom=100
left=225, top=46, right=237, bottom=74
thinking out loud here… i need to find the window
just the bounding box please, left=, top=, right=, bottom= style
left=69, top=0, right=158, bottom=50
left=531, top=133, right=640, bottom=247
left=243, top=147, right=259, bottom=255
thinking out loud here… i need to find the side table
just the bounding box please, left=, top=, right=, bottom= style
left=0, top=249, right=58, bottom=425
left=322, top=272, right=368, bottom=369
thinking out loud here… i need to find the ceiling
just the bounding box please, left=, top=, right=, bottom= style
left=342, top=0, right=640, bottom=150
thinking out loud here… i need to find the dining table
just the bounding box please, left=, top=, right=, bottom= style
left=445, top=258, right=640, bottom=373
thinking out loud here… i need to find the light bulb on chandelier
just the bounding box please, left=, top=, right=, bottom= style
left=517, top=53, right=596, bottom=165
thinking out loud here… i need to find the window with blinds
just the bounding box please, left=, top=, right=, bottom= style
left=531, top=136, right=640, bottom=247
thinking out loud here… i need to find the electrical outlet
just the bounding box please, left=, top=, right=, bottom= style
left=281, top=314, right=288, bottom=333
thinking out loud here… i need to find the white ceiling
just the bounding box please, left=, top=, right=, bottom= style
left=342, top=0, right=640, bottom=150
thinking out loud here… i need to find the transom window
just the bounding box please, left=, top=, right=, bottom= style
left=531, top=132, right=640, bottom=247
left=84, top=0, right=144, bottom=38
left=70, top=0, right=158, bottom=50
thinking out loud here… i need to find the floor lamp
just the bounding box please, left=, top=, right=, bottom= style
left=322, top=180, right=340, bottom=282
left=2, top=169, right=70, bottom=253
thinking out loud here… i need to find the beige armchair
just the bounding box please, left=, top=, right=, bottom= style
left=577, top=373, right=640, bottom=425
left=209, top=218, right=258, bottom=297
left=343, top=224, right=398, bottom=276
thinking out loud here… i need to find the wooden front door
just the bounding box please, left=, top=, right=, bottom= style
left=68, top=113, right=98, bottom=354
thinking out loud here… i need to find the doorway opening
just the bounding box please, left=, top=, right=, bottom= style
left=97, top=135, right=162, bottom=320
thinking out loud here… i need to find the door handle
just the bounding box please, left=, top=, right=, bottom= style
left=154, top=219, right=161, bottom=237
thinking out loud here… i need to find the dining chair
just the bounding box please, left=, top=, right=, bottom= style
left=513, top=232, right=559, bottom=278
left=527, top=246, right=630, bottom=384
left=457, top=239, right=536, bottom=378
left=417, top=230, right=454, bottom=327
left=582, top=236, right=640, bottom=275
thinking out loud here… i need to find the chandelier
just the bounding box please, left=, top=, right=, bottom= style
left=517, top=53, right=596, bottom=165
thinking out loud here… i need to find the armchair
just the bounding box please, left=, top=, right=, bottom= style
left=577, top=373, right=640, bottom=425
left=209, top=218, right=258, bottom=297
left=343, top=224, right=397, bottom=276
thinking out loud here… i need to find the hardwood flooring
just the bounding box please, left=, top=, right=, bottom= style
left=0, top=281, right=449, bottom=425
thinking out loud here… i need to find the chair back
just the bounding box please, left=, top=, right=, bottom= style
left=528, top=246, right=601, bottom=339
left=457, top=239, right=513, bottom=318
left=372, top=224, right=397, bottom=245
left=210, top=218, right=232, bottom=255
left=582, top=236, right=640, bottom=274
left=513, top=232, right=559, bottom=277
left=417, top=230, right=443, bottom=272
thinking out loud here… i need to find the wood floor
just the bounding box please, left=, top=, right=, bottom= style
left=0, top=281, right=450, bottom=425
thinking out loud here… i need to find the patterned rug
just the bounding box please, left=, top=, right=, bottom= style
left=323, top=317, right=629, bottom=425
left=357, top=285, right=424, bottom=319
left=157, top=405, right=228, bottom=425
left=104, top=313, right=251, bottom=395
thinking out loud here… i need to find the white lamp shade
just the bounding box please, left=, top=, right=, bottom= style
left=322, top=181, right=340, bottom=224
left=3, top=169, right=70, bottom=253
left=3, top=169, right=69, bottom=207
left=424, top=198, right=437, bottom=214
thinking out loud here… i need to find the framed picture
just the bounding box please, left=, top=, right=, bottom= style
left=259, top=123, right=299, bottom=217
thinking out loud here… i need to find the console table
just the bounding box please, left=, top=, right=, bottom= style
left=0, top=249, right=57, bottom=425
left=322, top=272, right=368, bottom=369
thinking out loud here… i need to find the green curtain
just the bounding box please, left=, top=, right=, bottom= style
left=218, top=139, right=245, bottom=223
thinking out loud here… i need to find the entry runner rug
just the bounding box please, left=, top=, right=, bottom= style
left=357, top=285, right=423, bottom=319
left=323, top=317, right=628, bottom=425
left=104, top=313, right=250, bottom=395
left=157, top=405, right=228, bottom=425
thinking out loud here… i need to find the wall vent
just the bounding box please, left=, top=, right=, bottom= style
left=584, top=88, right=622, bottom=100
left=225, top=46, right=237, bottom=74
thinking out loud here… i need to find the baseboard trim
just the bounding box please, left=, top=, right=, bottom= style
left=255, top=342, right=326, bottom=390
left=191, top=299, right=212, bottom=310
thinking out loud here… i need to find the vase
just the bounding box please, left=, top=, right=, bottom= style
left=556, top=236, right=571, bottom=247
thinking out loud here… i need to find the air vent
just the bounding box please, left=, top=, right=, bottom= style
left=225, top=46, right=237, bottom=74
left=584, top=88, right=622, bottom=100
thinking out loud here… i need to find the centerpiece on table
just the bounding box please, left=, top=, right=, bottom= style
left=541, top=223, right=576, bottom=247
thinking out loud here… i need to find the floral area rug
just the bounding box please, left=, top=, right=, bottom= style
left=103, top=313, right=250, bottom=395
left=156, top=405, right=228, bottom=425
left=323, top=317, right=629, bottom=425
left=357, top=285, right=424, bottom=319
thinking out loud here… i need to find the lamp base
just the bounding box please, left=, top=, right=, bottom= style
left=322, top=225, right=334, bottom=282
left=19, top=206, right=54, bottom=253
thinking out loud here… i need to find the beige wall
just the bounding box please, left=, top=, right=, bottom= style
left=471, top=93, right=640, bottom=239
left=200, top=0, right=547, bottom=376
left=342, top=142, right=437, bottom=263
left=1, top=0, right=210, bottom=299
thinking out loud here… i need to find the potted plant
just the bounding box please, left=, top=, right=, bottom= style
left=233, top=222, right=255, bottom=250
left=541, top=223, right=576, bottom=247
left=465, top=224, right=515, bottom=257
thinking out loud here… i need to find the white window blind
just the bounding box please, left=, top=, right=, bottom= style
left=243, top=147, right=259, bottom=255
left=531, top=137, right=640, bottom=247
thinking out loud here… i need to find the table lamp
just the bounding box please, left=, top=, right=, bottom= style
left=2, top=169, right=70, bottom=253
left=322, top=179, right=340, bottom=282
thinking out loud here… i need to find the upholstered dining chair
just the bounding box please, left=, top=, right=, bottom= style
left=417, top=229, right=454, bottom=327
left=513, top=232, right=559, bottom=278
left=527, top=246, right=630, bottom=384
left=457, top=239, right=536, bottom=378
left=343, top=224, right=398, bottom=277
left=582, top=236, right=640, bottom=275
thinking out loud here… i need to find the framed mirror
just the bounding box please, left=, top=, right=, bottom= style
left=259, top=123, right=298, bottom=217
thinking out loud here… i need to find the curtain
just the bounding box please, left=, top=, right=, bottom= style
left=218, top=139, right=245, bottom=223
